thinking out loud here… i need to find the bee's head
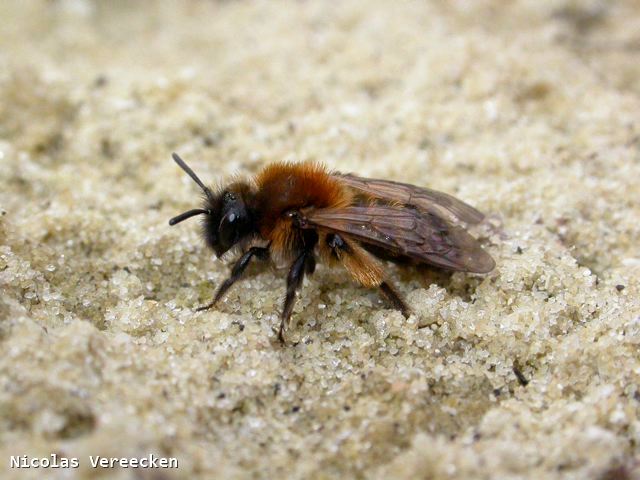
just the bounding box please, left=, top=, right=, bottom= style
left=169, top=153, right=253, bottom=257
left=202, top=187, right=254, bottom=257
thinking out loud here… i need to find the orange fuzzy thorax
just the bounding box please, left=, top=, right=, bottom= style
left=253, top=162, right=352, bottom=239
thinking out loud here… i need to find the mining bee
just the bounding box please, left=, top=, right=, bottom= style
left=169, top=153, right=494, bottom=343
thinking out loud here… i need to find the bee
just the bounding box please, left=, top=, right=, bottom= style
left=168, top=153, right=495, bottom=343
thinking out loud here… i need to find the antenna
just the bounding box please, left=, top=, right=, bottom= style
left=172, top=152, right=214, bottom=201
left=169, top=208, right=209, bottom=226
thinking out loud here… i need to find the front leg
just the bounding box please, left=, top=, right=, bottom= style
left=279, top=250, right=312, bottom=343
left=196, top=246, right=269, bottom=311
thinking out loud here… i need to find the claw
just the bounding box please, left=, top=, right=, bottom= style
left=195, top=301, right=215, bottom=312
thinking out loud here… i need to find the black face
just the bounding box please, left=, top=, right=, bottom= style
left=203, top=190, right=253, bottom=257
left=168, top=153, right=254, bottom=258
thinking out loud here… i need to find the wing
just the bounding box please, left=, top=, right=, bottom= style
left=335, top=173, right=485, bottom=224
left=303, top=206, right=495, bottom=273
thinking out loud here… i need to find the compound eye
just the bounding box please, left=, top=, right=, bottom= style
left=219, top=211, right=239, bottom=248
left=219, top=211, right=235, bottom=231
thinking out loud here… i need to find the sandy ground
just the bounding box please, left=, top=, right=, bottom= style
left=1, top=1, right=640, bottom=479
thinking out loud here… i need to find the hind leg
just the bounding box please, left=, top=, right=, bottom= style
left=379, top=281, right=410, bottom=318
left=326, top=233, right=410, bottom=316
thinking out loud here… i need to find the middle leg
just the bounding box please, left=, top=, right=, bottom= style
left=279, top=250, right=313, bottom=343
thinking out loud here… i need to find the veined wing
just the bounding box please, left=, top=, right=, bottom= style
left=336, top=173, right=485, bottom=224
left=303, top=206, right=494, bottom=273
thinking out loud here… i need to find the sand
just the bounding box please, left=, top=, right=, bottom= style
left=1, top=1, right=639, bottom=479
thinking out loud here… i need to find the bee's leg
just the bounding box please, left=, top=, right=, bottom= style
left=305, top=255, right=316, bottom=275
left=326, top=233, right=410, bottom=318
left=279, top=250, right=311, bottom=343
left=196, top=246, right=270, bottom=311
left=380, top=281, right=410, bottom=318
left=327, top=233, right=349, bottom=256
